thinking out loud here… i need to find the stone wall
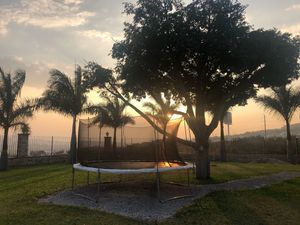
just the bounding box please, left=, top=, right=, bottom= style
left=17, top=134, right=29, bottom=157
left=8, top=155, right=68, bottom=167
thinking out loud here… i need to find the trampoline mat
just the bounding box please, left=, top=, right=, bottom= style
left=81, top=161, right=187, bottom=170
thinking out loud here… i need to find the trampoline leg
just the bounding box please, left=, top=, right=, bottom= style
left=87, top=172, right=90, bottom=185
left=187, top=169, right=190, bottom=187
left=96, top=170, right=101, bottom=203
left=71, top=167, right=75, bottom=190
left=192, top=161, right=195, bottom=175
left=156, top=171, right=161, bottom=201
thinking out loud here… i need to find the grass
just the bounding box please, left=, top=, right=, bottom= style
left=0, top=162, right=300, bottom=225
left=162, top=162, right=300, bottom=184
left=165, top=177, right=300, bottom=225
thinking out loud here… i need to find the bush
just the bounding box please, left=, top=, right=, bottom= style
left=210, top=136, right=298, bottom=155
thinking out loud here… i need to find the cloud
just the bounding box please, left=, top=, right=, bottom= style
left=0, top=20, right=8, bottom=35
left=282, top=23, right=300, bottom=35
left=77, top=29, right=122, bottom=42
left=0, top=56, right=73, bottom=88
left=0, top=0, right=95, bottom=36
left=64, top=0, right=83, bottom=5
left=285, top=4, right=300, bottom=11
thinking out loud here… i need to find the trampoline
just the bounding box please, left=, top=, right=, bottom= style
left=73, top=161, right=192, bottom=174
left=72, top=115, right=194, bottom=202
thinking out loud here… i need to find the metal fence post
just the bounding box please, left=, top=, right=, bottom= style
left=296, top=137, right=298, bottom=156
left=50, top=136, right=54, bottom=161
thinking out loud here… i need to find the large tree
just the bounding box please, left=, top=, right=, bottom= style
left=40, top=66, right=88, bottom=164
left=0, top=67, right=35, bottom=171
left=256, top=86, right=300, bottom=162
left=87, top=0, right=300, bottom=179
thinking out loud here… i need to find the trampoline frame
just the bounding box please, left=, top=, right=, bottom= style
left=71, top=161, right=193, bottom=203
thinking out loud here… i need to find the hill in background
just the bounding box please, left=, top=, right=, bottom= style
left=211, top=123, right=300, bottom=141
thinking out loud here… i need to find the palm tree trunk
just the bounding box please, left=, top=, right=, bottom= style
left=0, top=127, right=9, bottom=171
left=70, top=115, right=77, bottom=164
left=286, top=120, right=293, bottom=163
left=162, top=124, right=168, bottom=161
left=220, top=118, right=226, bottom=162
left=113, top=127, right=117, bottom=157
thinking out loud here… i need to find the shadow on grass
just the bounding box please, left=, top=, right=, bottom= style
left=167, top=191, right=268, bottom=225
left=0, top=170, right=71, bottom=192
left=213, top=192, right=268, bottom=225
left=0, top=164, right=69, bottom=182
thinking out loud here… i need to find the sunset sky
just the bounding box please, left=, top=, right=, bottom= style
left=0, top=0, right=300, bottom=137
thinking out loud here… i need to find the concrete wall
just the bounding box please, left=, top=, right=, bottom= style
left=17, top=134, right=29, bottom=157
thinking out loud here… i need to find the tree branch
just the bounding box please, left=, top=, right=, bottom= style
left=106, top=82, right=196, bottom=147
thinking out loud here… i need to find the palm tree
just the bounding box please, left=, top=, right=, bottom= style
left=255, top=86, right=300, bottom=162
left=85, top=105, right=109, bottom=148
left=40, top=66, right=87, bottom=164
left=0, top=67, right=35, bottom=171
left=219, top=111, right=232, bottom=162
left=143, top=98, right=179, bottom=160
left=89, top=96, right=134, bottom=156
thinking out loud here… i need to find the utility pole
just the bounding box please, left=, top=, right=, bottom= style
left=227, top=123, right=230, bottom=136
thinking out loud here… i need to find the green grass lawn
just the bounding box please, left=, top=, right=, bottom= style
left=0, top=162, right=300, bottom=225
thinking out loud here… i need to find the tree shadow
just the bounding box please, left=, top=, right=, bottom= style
left=212, top=191, right=268, bottom=225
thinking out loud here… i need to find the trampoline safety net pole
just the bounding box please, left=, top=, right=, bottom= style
left=153, top=120, right=161, bottom=200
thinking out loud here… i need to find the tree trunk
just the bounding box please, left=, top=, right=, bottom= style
left=195, top=139, right=210, bottom=179
left=0, top=127, right=9, bottom=171
left=70, top=115, right=77, bottom=164
left=220, top=119, right=226, bottom=162
left=286, top=120, right=293, bottom=163
left=113, top=127, right=117, bottom=157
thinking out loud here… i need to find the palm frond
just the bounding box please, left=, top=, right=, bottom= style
left=88, top=95, right=132, bottom=128
left=255, top=86, right=300, bottom=122
left=11, top=69, right=26, bottom=99
left=10, top=99, right=35, bottom=122
left=40, top=68, right=88, bottom=117
left=11, top=121, right=30, bottom=133
left=0, top=68, right=34, bottom=131
left=120, top=115, right=135, bottom=126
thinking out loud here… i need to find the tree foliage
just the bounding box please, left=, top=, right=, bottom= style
left=40, top=66, right=88, bottom=163
left=0, top=67, right=35, bottom=170
left=143, top=93, right=179, bottom=128
left=40, top=67, right=87, bottom=116
left=256, top=86, right=300, bottom=123
left=87, top=0, right=300, bottom=178
left=94, top=96, right=135, bottom=129
left=112, top=0, right=300, bottom=137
